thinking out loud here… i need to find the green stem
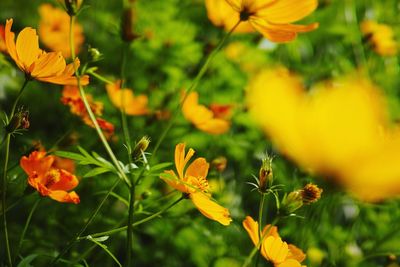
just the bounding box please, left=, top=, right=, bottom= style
left=241, top=217, right=280, bottom=267
left=151, top=20, right=241, bottom=156
left=255, top=193, right=266, bottom=267
left=2, top=78, right=29, bottom=267
left=87, top=71, right=114, bottom=85
left=15, top=198, right=41, bottom=260
left=50, top=178, right=121, bottom=265
left=78, top=195, right=184, bottom=240
left=69, top=15, right=131, bottom=187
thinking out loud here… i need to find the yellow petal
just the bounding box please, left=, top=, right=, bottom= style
left=48, top=190, right=80, bottom=204
left=242, top=216, right=260, bottom=246
left=287, top=244, right=306, bottom=262
left=276, top=259, right=302, bottom=267
left=256, top=0, right=318, bottom=24
left=225, top=0, right=242, bottom=11
left=263, top=236, right=289, bottom=264
left=250, top=18, right=297, bottom=42
left=15, top=27, right=41, bottom=70
left=190, top=191, right=232, bottom=225
left=174, top=143, right=195, bottom=180
left=160, top=170, right=190, bottom=193
left=197, top=118, right=230, bottom=134
left=30, top=52, right=66, bottom=78
left=5, top=19, right=23, bottom=70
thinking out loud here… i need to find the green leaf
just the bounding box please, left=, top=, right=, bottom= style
left=17, top=254, right=38, bottom=267
left=149, top=162, right=173, bottom=172
left=84, top=167, right=111, bottom=178
left=54, top=151, right=86, bottom=161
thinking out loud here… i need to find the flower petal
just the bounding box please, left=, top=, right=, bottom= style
left=5, top=19, right=23, bottom=70
left=30, top=52, right=66, bottom=78
left=48, top=169, right=79, bottom=191
left=174, top=143, right=195, bottom=180
left=190, top=191, right=231, bottom=225
left=20, top=151, right=54, bottom=177
left=263, top=236, right=289, bottom=264
left=48, top=190, right=80, bottom=204
left=256, top=0, right=318, bottom=24
left=185, top=158, right=209, bottom=180
left=15, top=27, right=41, bottom=70
left=242, top=216, right=260, bottom=246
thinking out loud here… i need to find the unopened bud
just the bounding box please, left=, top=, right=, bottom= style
left=60, top=0, right=83, bottom=16
left=301, top=183, right=323, bottom=204
left=121, top=4, right=139, bottom=42
left=88, top=47, right=102, bottom=62
left=5, top=109, right=29, bottom=133
left=259, top=156, right=273, bottom=192
left=132, top=136, right=150, bottom=160
left=211, top=157, right=227, bottom=173
left=281, top=190, right=303, bottom=215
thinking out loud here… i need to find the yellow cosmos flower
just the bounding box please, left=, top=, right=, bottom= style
left=4, top=19, right=88, bottom=85
left=247, top=68, right=400, bottom=202
left=361, top=20, right=398, bottom=56
left=243, top=216, right=306, bottom=267
left=160, top=143, right=232, bottom=225
left=106, top=80, right=149, bottom=116
left=205, top=0, right=319, bottom=42
left=38, top=4, right=84, bottom=58
left=182, top=92, right=231, bottom=134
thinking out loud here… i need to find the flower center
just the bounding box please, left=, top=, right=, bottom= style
left=44, top=169, right=61, bottom=188
left=240, top=6, right=254, bottom=21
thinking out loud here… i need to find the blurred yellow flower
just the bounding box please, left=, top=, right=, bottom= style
left=4, top=19, right=88, bottom=85
left=160, top=143, right=232, bottom=225
left=205, top=0, right=319, bottom=42
left=38, top=4, right=84, bottom=58
left=361, top=20, right=398, bottom=56
left=243, top=216, right=306, bottom=267
left=247, top=68, right=400, bottom=201
left=106, top=80, right=149, bottom=115
left=182, top=92, right=231, bottom=134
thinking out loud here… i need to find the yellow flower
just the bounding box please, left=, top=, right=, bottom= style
left=38, top=4, right=84, bottom=58
left=242, top=216, right=306, bottom=267
left=206, top=0, right=319, bottom=42
left=106, top=80, right=149, bottom=116
left=4, top=19, right=88, bottom=85
left=160, top=143, right=232, bottom=225
left=361, top=20, right=398, bottom=56
left=182, top=92, right=231, bottom=134
left=247, top=68, right=400, bottom=201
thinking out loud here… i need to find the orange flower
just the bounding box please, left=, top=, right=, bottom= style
left=160, top=143, right=232, bottom=225
left=182, top=92, right=231, bottom=134
left=0, top=24, right=6, bottom=53
left=61, top=85, right=115, bottom=136
left=206, top=0, right=318, bottom=42
left=106, top=80, right=149, bottom=115
left=243, top=216, right=306, bottom=267
left=38, top=4, right=84, bottom=58
left=361, top=20, right=398, bottom=56
left=20, top=151, right=80, bottom=204
left=4, top=19, right=88, bottom=85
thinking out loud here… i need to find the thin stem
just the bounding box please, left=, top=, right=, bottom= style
left=241, top=217, right=280, bottom=267
left=87, top=71, right=114, bottom=85
left=78, top=195, right=184, bottom=240
left=15, top=198, right=41, bottom=260
left=151, top=20, right=241, bottom=156
left=255, top=193, right=266, bottom=267
left=50, top=178, right=121, bottom=265
left=2, top=78, right=29, bottom=267
left=69, top=15, right=131, bottom=187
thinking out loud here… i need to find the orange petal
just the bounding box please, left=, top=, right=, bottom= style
left=242, top=216, right=260, bottom=246
left=287, top=244, right=306, bottom=262
left=48, top=169, right=79, bottom=191
left=160, top=170, right=189, bottom=193
left=30, top=52, right=66, bottom=78
left=5, top=19, right=23, bottom=70
left=49, top=190, right=80, bottom=204
left=174, top=143, right=195, bottom=180
left=250, top=18, right=297, bottom=42
left=15, top=27, right=41, bottom=71
left=185, top=158, right=209, bottom=181
left=20, top=151, right=54, bottom=177
left=276, top=259, right=302, bottom=267
left=190, top=191, right=232, bottom=225
left=263, top=236, right=289, bottom=264
left=256, top=0, right=318, bottom=24
left=197, top=119, right=230, bottom=134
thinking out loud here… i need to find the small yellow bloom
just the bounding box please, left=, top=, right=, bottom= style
left=182, top=92, right=231, bottom=134
left=361, top=20, right=398, bottom=56
left=243, top=216, right=306, bottom=267
left=247, top=68, right=400, bottom=202
left=4, top=19, right=88, bottom=85
left=160, top=143, right=232, bottom=225
left=206, top=0, right=319, bottom=42
left=38, top=4, right=84, bottom=58
left=106, top=80, right=149, bottom=116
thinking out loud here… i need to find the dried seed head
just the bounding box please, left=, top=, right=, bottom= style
left=301, top=183, right=323, bottom=204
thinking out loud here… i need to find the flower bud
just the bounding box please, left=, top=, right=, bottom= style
left=281, top=190, right=303, bottom=215
left=259, top=156, right=273, bottom=192
left=61, top=0, right=83, bottom=16
left=301, top=183, right=323, bottom=204
left=5, top=109, right=29, bottom=133
left=88, top=47, right=102, bottom=62
left=211, top=156, right=227, bottom=173
left=131, top=136, right=150, bottom=160
left=121, top=2, right=139, bottom=42
left=141, top=190, right=152, bottom=200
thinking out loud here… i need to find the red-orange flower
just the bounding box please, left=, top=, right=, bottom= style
left=160, top=143, right=232, bottom=225
left=0, top=24, right=6, bottom=53
left=61, top=85, right=114, bottom=136
left=20, top=151, right=80, bottom=204
left=4, top=19, right=88, bottom=85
